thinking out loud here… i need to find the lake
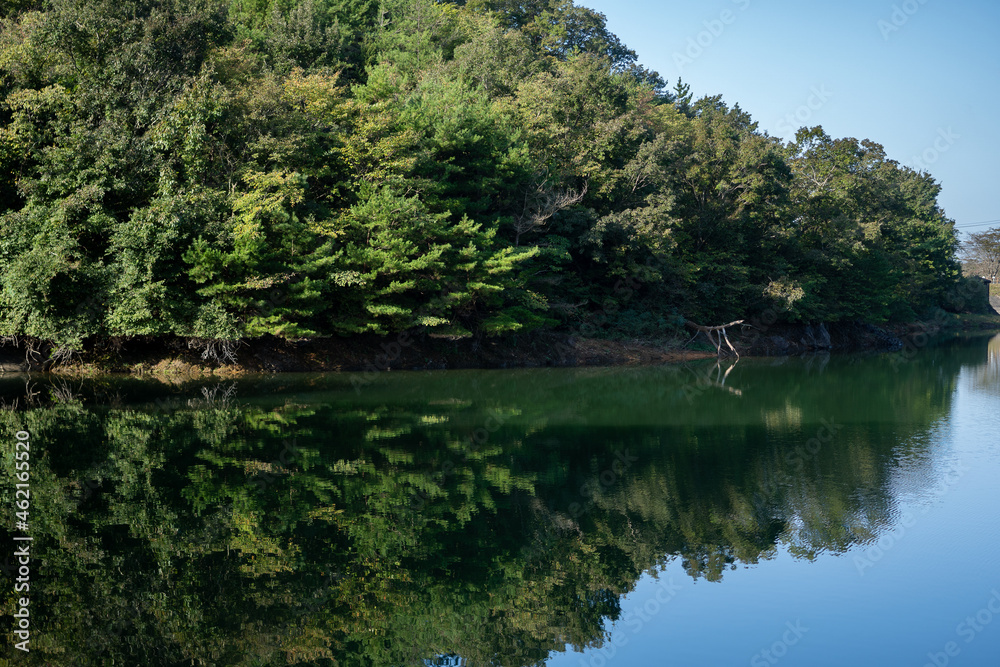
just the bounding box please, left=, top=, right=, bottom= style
left=1, top=333, right=999, bottom=666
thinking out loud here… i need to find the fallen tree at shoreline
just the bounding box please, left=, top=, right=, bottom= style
left=684, top=320, right=746, bottom=359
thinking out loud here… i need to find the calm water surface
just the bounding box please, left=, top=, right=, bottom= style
left=1, top=334, right=998, bottom=666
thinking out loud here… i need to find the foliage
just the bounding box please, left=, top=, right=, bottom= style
left=0, top=0, right=965, bottom=359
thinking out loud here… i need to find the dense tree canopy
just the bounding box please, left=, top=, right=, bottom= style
left=0, top=0, right=966, bottom=356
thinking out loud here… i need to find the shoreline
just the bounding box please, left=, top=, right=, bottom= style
left=1, top=314, right=998, bottom=379
left=0, top=331, right=720, bottom=378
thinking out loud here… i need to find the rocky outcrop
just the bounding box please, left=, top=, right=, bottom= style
left=735, top=321, right=902, bottom=356
left=799, top=323, right=832, bottom=350
left=0, top=349, right=27, bottom=373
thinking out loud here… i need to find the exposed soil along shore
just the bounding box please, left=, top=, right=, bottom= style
left=1, top=315, right=998, bottom=377
left=0, top=332, right=717, bottom=376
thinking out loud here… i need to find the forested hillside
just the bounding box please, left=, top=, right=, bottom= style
left=0, top=0, right=968, bottom=359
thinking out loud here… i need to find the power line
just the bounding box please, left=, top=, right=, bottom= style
left=954, top=219, right=1000, bottom=229
left=956, top=220, right=1000, bottom=227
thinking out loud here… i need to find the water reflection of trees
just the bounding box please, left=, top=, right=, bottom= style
left=974, top=334, right=1000, bottom=392
left=0, top=342, right=984, bottom=666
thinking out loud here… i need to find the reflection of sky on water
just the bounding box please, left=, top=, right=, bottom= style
left=548, top=334, right=1000, bottom=667
left=4, top=332, right=999, bottom=667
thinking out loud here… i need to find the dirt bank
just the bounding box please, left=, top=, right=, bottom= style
left=2, top=314, right=997, bottom=377
left=0, top=331, right=717, bottom=377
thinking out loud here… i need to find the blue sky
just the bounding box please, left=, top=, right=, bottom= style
left=579, top=0, right=1000, bottom=236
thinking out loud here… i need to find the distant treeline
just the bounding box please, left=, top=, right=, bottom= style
left=0, top=0, right=971, bottom=355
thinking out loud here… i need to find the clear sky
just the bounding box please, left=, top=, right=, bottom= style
left=579, top=0, right=1000, bottom=237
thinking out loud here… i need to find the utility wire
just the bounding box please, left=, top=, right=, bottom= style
left=954, top=219, right=1000, bottom=229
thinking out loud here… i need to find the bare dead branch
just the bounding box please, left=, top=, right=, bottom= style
left=513, top=177, right=588, bottom=246
left=684, top=320, right=745, bottom=358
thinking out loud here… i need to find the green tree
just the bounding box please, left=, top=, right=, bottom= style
left=785, top=127, right=959, bottom=321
